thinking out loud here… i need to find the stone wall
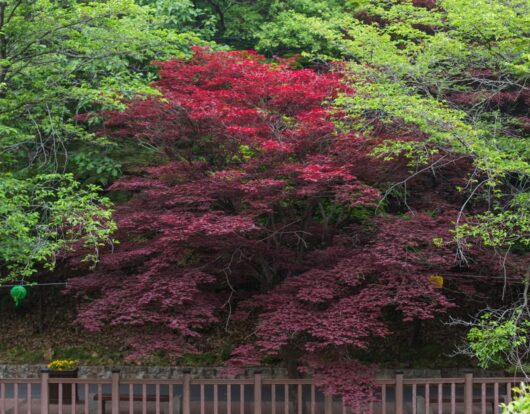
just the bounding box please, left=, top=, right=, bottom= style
left=0, top=365, right=506, bottom=379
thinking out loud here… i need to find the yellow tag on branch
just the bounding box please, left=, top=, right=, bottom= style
left=429, top=274, right=444, bottom=289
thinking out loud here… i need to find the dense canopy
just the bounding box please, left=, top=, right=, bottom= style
left=0, top=0, right=529, bottom=404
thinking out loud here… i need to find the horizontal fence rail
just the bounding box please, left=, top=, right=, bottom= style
left=0, top=370, right=525, bottom=414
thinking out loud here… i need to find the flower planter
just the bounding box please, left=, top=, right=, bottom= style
left=49, top=369, right=78, bottom=404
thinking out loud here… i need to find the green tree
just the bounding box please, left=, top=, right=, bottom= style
left=181, top=0, right=360, bottom=50
left=0, top=174, right=115, bottom=281
left=0, top=0, right=199, bottom=172
left=331, top=0, right=529, bottom=255
left=0, top=0, right=201, bottom=281
left=137, top=0, right=217, bottom=38
left=330, top=0, right=529, bottom=370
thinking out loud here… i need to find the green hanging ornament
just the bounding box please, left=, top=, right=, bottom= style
left=10, top=285, right=27, bottom=307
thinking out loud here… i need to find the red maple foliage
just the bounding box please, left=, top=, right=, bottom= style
left=69, top=48, right=502, bottom=403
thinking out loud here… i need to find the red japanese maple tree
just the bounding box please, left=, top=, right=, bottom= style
left=69, top=48, right=492, bottom=403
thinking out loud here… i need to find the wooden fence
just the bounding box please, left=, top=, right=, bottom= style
left=0, top=370, right=524, bottom=414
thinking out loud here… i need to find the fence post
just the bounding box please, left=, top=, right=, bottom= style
left=183, top=369, right=191, bottom=414
left=111, top=369, right=120, bottom=414
left=395, top=371, right=404, bottom=414
left=41, top=368, right=49, bottom=414
left=254, top=371, right=262, bottom=414
left=464, top=370, right=473, bottom=414
left=324, top=394, right=333, bottom=414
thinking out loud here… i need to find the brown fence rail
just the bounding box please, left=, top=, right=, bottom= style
left=0, top=370, right=524, bottom=414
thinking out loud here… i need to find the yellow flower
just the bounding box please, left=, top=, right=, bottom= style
left=47, top=359, right=80, bottom=371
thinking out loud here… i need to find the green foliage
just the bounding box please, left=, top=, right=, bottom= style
left=0, top=0, right=200, bottom=172
left=0, top=349, right=46, bottom=364
left=0, top=173, right=116, bottom=281
left=337, top=72, right=530, bottom=177
left=71, top=151, right=122, bottom=186
left=175, top=348, right=232, bottom=366
left=467, top=312, right=530, bottom=368
left=332, top=0, right=530, bottom=252
left=186, top=0, right=360, bottom=52
left=256, top=5, right=350, bottom=58
left=0, top=0, right=204, bottom=280
left=456, top=199, right=530, bottom=251
left=501, top=384, right=530, bottom=414
left=137, top=0, right=217, bottom=37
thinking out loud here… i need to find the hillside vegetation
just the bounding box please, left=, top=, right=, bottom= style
left=0, top=0, right=529, bottom=401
